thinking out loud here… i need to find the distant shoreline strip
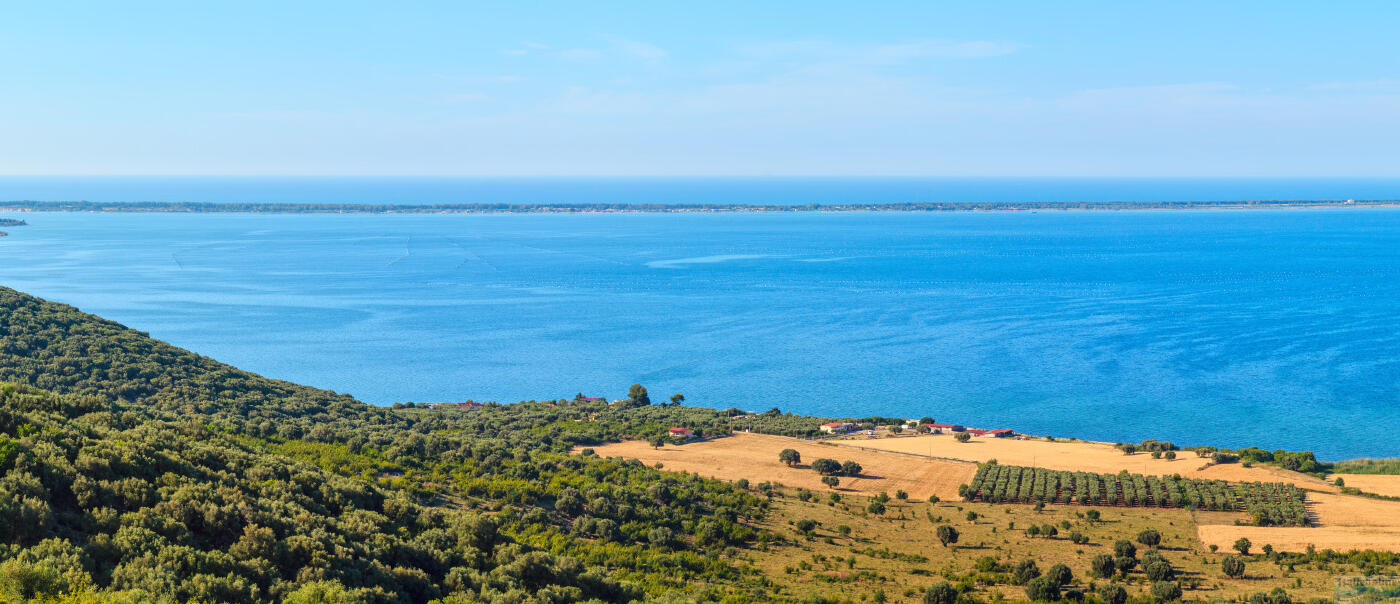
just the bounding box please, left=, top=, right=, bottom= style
left=1, top=199, right=1398, bottom=214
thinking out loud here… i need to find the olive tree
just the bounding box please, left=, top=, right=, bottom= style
left=1222, top=555, right=1246, bottom=578
left=1234, top=537, right=1252, bottom=556
left=936, top=525, right=959, bottom=548
left=778, top=449, right=801, bottom=466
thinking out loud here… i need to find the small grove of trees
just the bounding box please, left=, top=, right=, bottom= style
left=963, top=463, right=1307, bottom=524
left=1023, top=563, right=1072, bottom=602
left=810, top=458, right=862, bottom=477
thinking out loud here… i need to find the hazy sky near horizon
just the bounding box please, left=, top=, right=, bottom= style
left=3, top=2, right=1399, bottom=177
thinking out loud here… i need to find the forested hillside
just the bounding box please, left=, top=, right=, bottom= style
left=0, top=287, right=795, bottom=602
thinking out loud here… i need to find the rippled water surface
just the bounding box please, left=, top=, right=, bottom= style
left=4, top=209, right=1399, bottom=459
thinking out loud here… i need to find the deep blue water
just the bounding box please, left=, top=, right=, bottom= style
left=4, top=175, right=1400, bottom=205
left=3, top=209, right=1400, bottom=460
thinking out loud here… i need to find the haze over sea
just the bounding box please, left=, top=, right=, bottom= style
left=4, top=177, right=1400, bottom=460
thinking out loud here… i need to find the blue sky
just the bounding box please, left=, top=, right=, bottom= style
left=3, top=2, right=1398, bottom=176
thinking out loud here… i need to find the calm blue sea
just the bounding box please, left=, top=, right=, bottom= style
left=3, top=205, right=1400, bottom=459
left=4, top=175, right=1400, bottom=204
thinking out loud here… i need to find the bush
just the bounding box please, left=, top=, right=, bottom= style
left=1025, top=576, right=1061, bottom=601
left=1114, top=540, right=1137, bottom=559
left=1137, top=528, right=1162, bottom=547
left=811, top=458, right=842, bottom=475
left=1013, top=559, right=1041, bottom=585
left=924, top=581, right=958, bottom=604
left=1090, top=554, right=1115, bottom=578
left=1150, top=581, right=1183, bottom=601
left=1145, top=560, right=1174, bottom=582
left=1222, top=555, right=1246, bottom=578
left=1098, top=583, right=1127, bottom=604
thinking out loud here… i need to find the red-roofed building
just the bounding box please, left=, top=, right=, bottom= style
left=668, top=427, right=694, bottom=439
left=574, top=393, right=606, bottom=403
left=820, top=422, right=857, bottom=434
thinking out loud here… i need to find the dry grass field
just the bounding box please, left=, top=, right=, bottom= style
left=586, top=432, right=977, bottom=500
left=1328, top=473, right=1400, bottom=497
left=829, top=433, right=1339, bottom=492
left=1198, top=490, right=1400, bottom=552
left=745, top=495, right=1345, bottom=603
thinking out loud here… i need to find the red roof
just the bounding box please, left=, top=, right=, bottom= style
left=668, top=427, right=693, bottom=435
left=821, top=422, right=850, bottom=427
left=457, top=402, right=483, bottom=407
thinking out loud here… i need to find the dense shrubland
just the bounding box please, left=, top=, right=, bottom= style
left=0, top=288, right=786, bottom=602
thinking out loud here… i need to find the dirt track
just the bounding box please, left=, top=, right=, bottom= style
left=583, top=432, right=977, bottom=501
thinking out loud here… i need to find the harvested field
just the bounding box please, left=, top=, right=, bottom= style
left=582, top=432, right=977, bottom=501
left=1196, top=490, right=1400, bottom=552
left=832, top=433, right=1338, bottom=491
left=1329, top=473, right=1400, bottom=498
left=1196, top=525, right=1400, bottom=553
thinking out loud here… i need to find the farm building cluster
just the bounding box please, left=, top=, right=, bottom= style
left=820, top=420, right=1015, bottom=438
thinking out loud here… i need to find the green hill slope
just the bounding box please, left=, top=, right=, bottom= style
left=0, top=288, right=779, bottom=603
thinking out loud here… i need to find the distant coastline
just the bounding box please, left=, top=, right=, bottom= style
left=1, top=199, right=1398, bottom=214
